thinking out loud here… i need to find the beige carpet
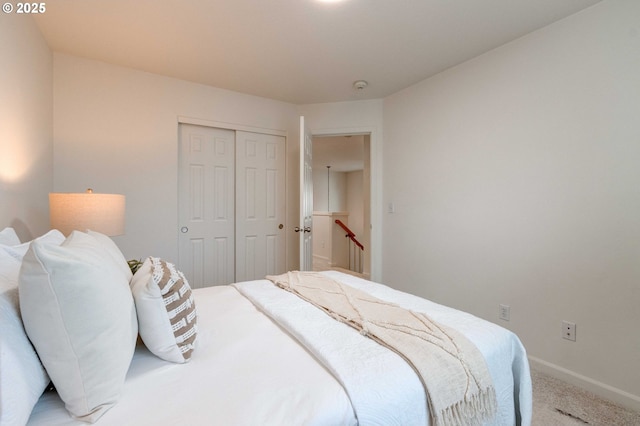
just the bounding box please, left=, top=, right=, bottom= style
left=531, top=368, right=640, bottom=425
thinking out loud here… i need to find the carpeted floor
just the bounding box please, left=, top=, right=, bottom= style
left=531, top=368, right=640, bottom=425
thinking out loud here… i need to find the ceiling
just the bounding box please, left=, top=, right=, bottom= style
left=34, top=0, right=601, bottom=105
left=313, top=135, right=364, bottom=172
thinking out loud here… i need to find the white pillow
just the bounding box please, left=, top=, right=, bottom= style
left=0, top=229, right=65, bottom=426
left=130, top=257, right=197, bottom=363
left=1, top=229, right=65, bottom=263
left=0, top=282, right=50, bottom=426
left=19, top=231, right=138, bottom=423
left=0, top=227, right=19, bottom=245
left=87, top=230, right=133, bottom=282
left=0, top=229, right=66, bottom=285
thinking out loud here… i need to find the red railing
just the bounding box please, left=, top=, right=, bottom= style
left=335, top=219, right=364, bottom=274
left=334, top=219, right=364, bottom=251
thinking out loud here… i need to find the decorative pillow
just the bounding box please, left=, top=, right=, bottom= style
left=0, top=227, right=20, bottom=245
left=19, top=231, right=138, bottom=423
left=130, top=257, right=197, bottom=363
left=0, top=229, right=65, bottom=426
left=87, top=230, right=133, bottom=282
left=0, top=259, right=50, bottom=426
left=0, top=229, right=66, bottom=286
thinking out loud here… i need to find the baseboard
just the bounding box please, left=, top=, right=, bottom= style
left=528, top=356, right=640, bottom=412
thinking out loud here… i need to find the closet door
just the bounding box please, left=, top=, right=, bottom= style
left=178, top=124, right=235, bottom=288
left=235, top=131, right=286, bottom=281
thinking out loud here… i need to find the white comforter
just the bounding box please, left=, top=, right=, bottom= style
left=235, top=271, right=532, bottom=426
left=28, top=271, right=531, bottom=426
left=28, top=285, right=355, bottom=426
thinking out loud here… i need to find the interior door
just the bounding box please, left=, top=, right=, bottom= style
left=235, top=131, right=286, bottom=281
left=299, top=116, right=313, bottom=271
left=178, top=124, right=235, bottom=288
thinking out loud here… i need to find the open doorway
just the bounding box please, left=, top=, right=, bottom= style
left=311, top=134, right=371, bottom=278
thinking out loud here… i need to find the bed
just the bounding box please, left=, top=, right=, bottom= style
left=0, top=227, right=532, bottom=426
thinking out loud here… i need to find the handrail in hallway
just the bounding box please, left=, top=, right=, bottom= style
left=334, top=219, right=364, bottom=251
left=334, top=219, right=364, bottom=274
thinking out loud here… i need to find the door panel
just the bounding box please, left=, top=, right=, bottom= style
left=235, top=131, right=286, bottom=281
left=299, top=116, right=313, bottom=271
left=179, top=124, right=285, bottom=286
left=178, top=124, right=235, bottom=288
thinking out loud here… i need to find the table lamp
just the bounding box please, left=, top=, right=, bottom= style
left=49, top=189, right=125, bottom=236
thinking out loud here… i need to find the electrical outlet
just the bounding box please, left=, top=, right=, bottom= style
left=562, top=321, right=576, bottom=341
left=499, top=304, right=510, bottom=321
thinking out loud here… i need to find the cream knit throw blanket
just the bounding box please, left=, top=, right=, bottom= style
left=267, top=271, right=497, bottom=426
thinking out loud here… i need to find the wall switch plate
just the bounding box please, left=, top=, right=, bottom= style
left=562, top=321, right=576, bottom=341
left=499, top=304, right=510, bottom=321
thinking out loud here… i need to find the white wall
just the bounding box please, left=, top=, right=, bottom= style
left=311, top=211, right=350, bottom=271
left=53, top=54, right=299, bottom=268
left=0, top=15, right=52, bottom=241
left=312, top=168, right=347, bottom=212
left=383, top=0, right=640, bottom=409
left=311, top=213, right=332, bottom=268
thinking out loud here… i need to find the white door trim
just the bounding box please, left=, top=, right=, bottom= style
left=178, top=116, right=287, bottom=137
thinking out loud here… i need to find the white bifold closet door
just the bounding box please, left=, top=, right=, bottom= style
left=178, top=124, right=286, bottom=288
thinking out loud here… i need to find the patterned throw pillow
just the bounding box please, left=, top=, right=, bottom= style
left=130, top=257, right=197, bottom=363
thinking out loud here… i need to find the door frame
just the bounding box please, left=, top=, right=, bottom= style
left=307, top=125, right=380, bottom=282
left=179, top=116, right=287, bottom=138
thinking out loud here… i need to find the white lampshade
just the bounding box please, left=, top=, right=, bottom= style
left=49, top=189, right=126, bottom=236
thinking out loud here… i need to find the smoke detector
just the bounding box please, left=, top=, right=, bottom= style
left=353, top=80, right=368, bottom=90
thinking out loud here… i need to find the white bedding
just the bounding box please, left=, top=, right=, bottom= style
left=28, top=272, right=532, bottom=426
left=235, top=271, right=532, bottom=426
left=28, top=285, right=355, bottom=426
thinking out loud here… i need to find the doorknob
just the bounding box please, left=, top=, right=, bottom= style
left=279, top=224, right=284, bottom=229
left=180, top=226, right=189, bottom=233
left=304, top=227, right=311, bottom=233
left=294, top=226, right=301, bottom=233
